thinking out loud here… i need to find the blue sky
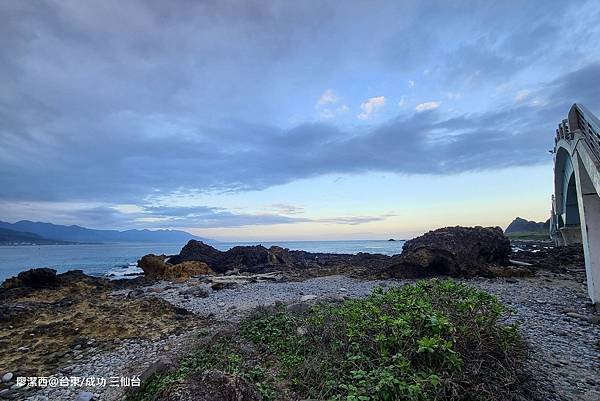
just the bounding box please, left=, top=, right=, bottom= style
left=1, top=0, right=600, bottom=240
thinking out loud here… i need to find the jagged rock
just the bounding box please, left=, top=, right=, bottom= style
left=2, top=268, right=58, bottom=289
left=156, top=370, right=261, bottom=401
left=218, top=245, right=293, bottom=273
left=138, top=254, right=214, bottom=280
left=168, top=241, right=222, bottom=266
left=391, top=226, right=512, bottom=277
left=165, top=241, right=294, bottom=274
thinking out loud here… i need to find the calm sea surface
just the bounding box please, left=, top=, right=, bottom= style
left=0, top=240, right=405, bottom=282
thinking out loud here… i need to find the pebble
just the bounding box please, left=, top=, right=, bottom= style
left=24, top=274, right=600, bottom=401
left=10, top=382, right=24, bottom=390
left=1, top=373, right=12, bottom=382
left=74, top=391, right=94, bottom=401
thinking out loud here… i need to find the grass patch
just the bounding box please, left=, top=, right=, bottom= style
left=129, top=279, right=530, bottom=401
left=506, top=232, right=549, bottom=240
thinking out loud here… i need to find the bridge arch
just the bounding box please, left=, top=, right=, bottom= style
left=551, top=104, right=600, bottom=304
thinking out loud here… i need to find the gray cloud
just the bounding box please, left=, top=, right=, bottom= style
left=2, top=63, right=600, bottom=205
left=1, top=0, right=599, bottom=213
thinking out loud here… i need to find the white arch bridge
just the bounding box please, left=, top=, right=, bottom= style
left=550, top=104, right=600, bottom=305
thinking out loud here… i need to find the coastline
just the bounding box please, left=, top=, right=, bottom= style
left=1, top=235, right=598, bottom=401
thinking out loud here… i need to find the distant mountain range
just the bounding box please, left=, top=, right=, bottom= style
left=0, top=227, right=77, bottom=245
left=0, top=220, right=209, bottom=244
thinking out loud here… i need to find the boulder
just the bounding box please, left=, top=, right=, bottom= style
left=169, top=241, right=222, bottom=266
left=391, top=226, right=512, bottom=277
left=218, top=245, right=292, bottom=273
left=168, top=241, right=294, bottom=274
left=138, top=254, right=214, bottom=280
left=2, top=268, right=59, bottom=289
left=156, top=370, right=261, bottom=401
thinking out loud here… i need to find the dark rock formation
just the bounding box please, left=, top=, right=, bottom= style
left=156, top=370, right=261, bottom=401
left=137, top=254, right=214, bottom=280
left=164, top=241, right=293, bottom=274
left=2, top=268, right=59, bottom=289
left=391, top=226, right=512, bottom=277
left=506, top=217, right=550, bottom=234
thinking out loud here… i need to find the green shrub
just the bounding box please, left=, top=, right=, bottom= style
left=129, top=279, right=529, bottom=401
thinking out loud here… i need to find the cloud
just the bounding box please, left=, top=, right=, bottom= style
left=317, top=89, right=339, bottom=106
left=2, top=62, right=600, bottom=208
left=515, top=90, right=530, bottom=102
left=415, top=101, right=441, bottom=112
left=357, top=96, right=386, bottom=120
left=1, top=0, right=600, bottom=225
left=0, top=200, right=394, bottom=229
left=408, top=80, right=415, bottom=88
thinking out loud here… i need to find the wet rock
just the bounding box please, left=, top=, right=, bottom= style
left=156, top=370, right=261, bottom=401
left=1, top=372, right=12, bottom=382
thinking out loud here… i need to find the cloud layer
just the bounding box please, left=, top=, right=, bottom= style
left=1, top=0, right=600, bottom=229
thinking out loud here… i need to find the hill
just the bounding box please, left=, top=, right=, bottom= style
left=0, top=227, right=76, bottom=245
left=0, top=220, right=209, bottom=244
left=505, top=217, right=550, bottom=240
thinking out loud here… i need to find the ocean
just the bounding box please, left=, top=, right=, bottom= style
left=0, top=240, right=405, bottom=282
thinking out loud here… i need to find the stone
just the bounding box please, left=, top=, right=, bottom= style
left=74, top=392, right=94, bottom=401
left=0, top=389, right=10, bottom=398
left=1, top=373, right=12, bottom=382
left=2, top=268, right=59, bottom=289
left=138, top=356, right=178, bottom=382
left=167, top=240, right=294, bottom=274
left=138, top=254, right=214, bottom=280
left=300, top=295, right=317, bottom=302
left=389, top=226, right=514, bottom=278
left=10, top=382, right=25, bottom=390
left=127, top=289, right=145, bottom=299
left=286, top=302, right=311, bottom=314
left=296, top=326, right=308, bottom=336
left=179, top=286, right=209, bottom=298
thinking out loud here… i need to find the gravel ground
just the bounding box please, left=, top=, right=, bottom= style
left=19, top=273, right=600, bottom=401
left=468, top=272, right=600, bottom=401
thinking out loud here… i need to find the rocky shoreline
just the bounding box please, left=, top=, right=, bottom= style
left=1, top=227, right=599, bottom=401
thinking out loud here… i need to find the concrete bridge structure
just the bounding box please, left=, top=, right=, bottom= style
left=550, top=104, right=600, bottom=304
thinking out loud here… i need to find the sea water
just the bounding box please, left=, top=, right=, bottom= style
left=0, top=240, right=405, bottom=282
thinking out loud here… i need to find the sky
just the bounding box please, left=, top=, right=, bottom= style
left=1, top=0, right=600, bottom=241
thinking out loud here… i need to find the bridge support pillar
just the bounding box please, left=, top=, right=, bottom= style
left=573, top=155, right=600, bottom=304
left=559, top=226, right=582, bottom=245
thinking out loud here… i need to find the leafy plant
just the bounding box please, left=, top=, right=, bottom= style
left=129, top=279, right=530, bottom=401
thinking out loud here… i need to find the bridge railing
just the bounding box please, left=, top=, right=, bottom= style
left=555, top=105, right=600, bottom=162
